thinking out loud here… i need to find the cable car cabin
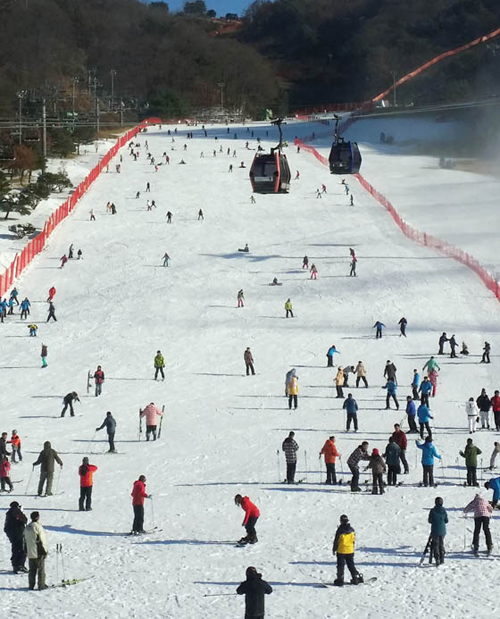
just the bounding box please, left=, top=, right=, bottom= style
left=328, top=138, right=362, bottom=175
left=249, top=150, right=291, bottom=194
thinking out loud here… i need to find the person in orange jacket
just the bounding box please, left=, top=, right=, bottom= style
left=93, top=365, right=105, bottom=397
left=10, top=430, right=22, bottom=462
left=320, top=436, right=341, bottom=485
left=235, top=494, right=260, bottom=545
left=78, top=457, right=97, bottom=511
left=131, top=475, right=150, bottom=534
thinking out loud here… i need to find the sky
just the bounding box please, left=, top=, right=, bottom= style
left=145, top=0, right=257, bottom=17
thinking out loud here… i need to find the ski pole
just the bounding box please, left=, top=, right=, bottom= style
left=25, top=466, right=34, bottom=496
left=440, top=458, right=445, bottom=483
left=318, top=454, right=322, bottom=484
left=87, top=430, right=97, bottom=455
left=277, top=450, right=281, bottom=483
left=480, top=458, right=484, bottom=483
left=56, top=543, right=59, bottom=583
left=60, top=543, right=66, bottom=581
left=456, top=457, right=462, bottom=484
left=463, top=514, right=467, bottom=550
left=203, top=593, right=239, bottom=597
left=150, top=497, right=155, bottom=528
left=304, top=450, right=308, bottom=482
left=138, top=408, right=142, bottom=441
left=55, top=466, right=62, bottom=493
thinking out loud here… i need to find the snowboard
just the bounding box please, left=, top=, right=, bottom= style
left=320, top=577, right=377, bottom=587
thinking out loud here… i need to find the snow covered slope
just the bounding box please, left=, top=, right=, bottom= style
left=0, top=120, right=499, bottom=618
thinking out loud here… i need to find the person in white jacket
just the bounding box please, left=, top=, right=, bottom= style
left=23, top=511, right=48, bottom=590
left=466, top=397, right=479, bottom=434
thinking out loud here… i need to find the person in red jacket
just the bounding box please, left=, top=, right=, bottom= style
left=78, top=457, right=97, bottom=511
left=491, top=390, right=500, bottom=432
left=131, top=475, right=150, bottom=534
left=235, top=494, right=260, bottom=545
left=319, top=436, right=341, bottom=485
left=392, top=424, right=409, bottom=474
left=93, top=365, right=105, bottom=397
left=47, top=287, right=56, bottom=302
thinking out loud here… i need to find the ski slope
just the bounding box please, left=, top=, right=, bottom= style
left=0, top=118, right=499, bottom=618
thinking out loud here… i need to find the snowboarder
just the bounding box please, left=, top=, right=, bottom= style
left=406, top=396, right=418, bottom=433
left=392, top=424, right=409, bottom=473
left=384, top=437, right=401, bottom=486
left=235, top=494, right=260, bottom=545
left=46, top=301, right=57, bottom=322
left=383, top=360, right=397, bottom=383
left=484, top=477, right=500, bottom=507
left=491, top=390, right=500, bottom=431
left=459, top=439, right=481, bottom=486
left=131, top=475, right=150, bottom=534
left=96, top=411, right=117, bottom=453
left=335, top=367, right=345, bottom=399
left=41, top=343, right=48, bottom=368
left=481, top=341, right=491, bottom=364
left=367, top=448, right=386, bottom=494
left=398, top=317, right=407, bottom=337
left=282, top=432, right=299, bottom=482
left=347, top=442, right=369, bottom=492
left=343, top=394, right=358, bottom=432
left=438, top=332, right=448, bottom=355
left=139, top=403, right=163, bottom=441
left=417, top=402, right=433, bottom=439
left=286, top=373, right=299, bottom=409
left=284, top=298, right=293, bottom=318
left=302, top=256, right=308, bottom=269
left=154, top=350, right=165, bottom=381
left=23, top=511, right=48, bottom=590
left=310, top=264, right=318, bottom=279
left=33, top=441, right=63, bottom=496
left=1, top=456, right=13, bottom=492
left=326, top=345, right=340, bottom=367
left=466, top=397, right=479, bottom=434
left=428, top=497, right=448, bottom=566
left=244, top=347, right=255, bottom=376
left=4, top=501, right=27, bottom=574
left=319, top=436, right=340, bottom=485
left=449, top=334, right=458, bottom=358
left=237, top=289, right=245, bottom=308
left=162, top=252, right=170, bottom=267
left=416, top=436, right=441, bottom=487
left=419, top=376, right=432, bottom=407
left=78, top=457, right=97, bottom=511
left=10, top=430, right=22, bottom=462
left=383, top=379, right=399, bottom=410
left=332, top=515, right=363, bottom=586
left=61, top=391, right=80, bottom=417
left=237, top=566, right=272, bottom=617
left=93, top=365, right=105, bottom=396
left=463, top=494, right=493, bottom=556
left=355, top=361, right=368, bottom=388
left=477, top=388, right=491, bottom=429
left=373, top=321, right=385, bottom=339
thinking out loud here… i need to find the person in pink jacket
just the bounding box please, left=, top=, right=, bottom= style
left=428, top=368, right=438, bottom=397
left=140, top=403, right=163, bottom=441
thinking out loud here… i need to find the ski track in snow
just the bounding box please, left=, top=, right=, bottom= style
left=0, top=118, right=499, bottom=617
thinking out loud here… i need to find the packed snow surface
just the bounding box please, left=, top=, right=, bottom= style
left=0, top=117, right=499, bottom=618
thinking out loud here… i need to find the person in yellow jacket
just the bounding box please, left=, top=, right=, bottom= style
left=335, top=366, right=345, bottom=399
left=154, top=350, right=165, bottom=381
left=287, top=374, right=299, bottom=410
left=284, top=298, right=293, bottom=318
left=332, top=514, right=362, bottom=586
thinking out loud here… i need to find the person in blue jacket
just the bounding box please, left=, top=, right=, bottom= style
left=0, top=298, right=7, bottom=323
left=9, top=287, right=19, bottom=306
left=343, top=394, right=359, bottom=432
left=428, top=496, right=448, bottom=565
left=383, top=380, right=399, bottom=410
left=419, top=376, right=432, bottom=407
left=406, top=396, right=418, bottom=433
left=416, top=436, right=441, bottom=487
left=411, top=369, right=420, bottom=400
left=373, top=321, right=385, bottom=339
left=484, top=477, right=500, bottom=507
left=20, top=298, right=30, bottom=320
left=326, top=345, right=340, bottom=368
left=417, top=403, right=433, bottom=439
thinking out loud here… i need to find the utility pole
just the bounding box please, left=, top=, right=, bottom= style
left=42, top=99, right=47, bottom=170
left=17, top=90, right=26, bottom=145
left=120, top=100, right=124, bottom=127
left=110, top=69, right=116, bottom=111
left=96, top=101, right=100, bottom=140
left=71, top=77, right=79, bottom=131
left=390, top=70, right=397, bottom=107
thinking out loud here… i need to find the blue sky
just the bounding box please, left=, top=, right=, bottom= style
left=144, top=0, right=256, bottom=17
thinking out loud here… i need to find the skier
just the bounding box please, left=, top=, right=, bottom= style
left=7, top=296, right=14, bottom=315
left=4, top=501, right=27, bottom=574
left=335, top=366, right=345, bottom=399
left=302, top=256, right=308, bottom=269
left=463, top=493, right=493, bottom=556
left=428, top=368, right=439, bottom=398
left=162, top=252, right=170, bottom=267
left=47, top=286, right=56, bottom=301
left=93, top=365, right=105, bottom=396
left=406, top=396, right=418, bottom=433
left=367, top=448, right=386, bottom=494
left=373, top=321, right=385, bottom=339
left=332, top=515, right=363, bottom=586
left=0, top=297, right=6, bottom=322
left=23, top=512, right=48, bottom=590
left=428, top=497, right=448, bottom=566
left=90, top=209, right=96, bottom=220
left=20, top=297, right=30, bottom=320
left=384, top=437, right=401, bottom=486
left=10, top=430, right=22, bottom=462
left=347, top=442, right=369, bottom=492
left=237, top=566, right=272, bottom=618
left=419, top=376, right=432, bottom=407
left=1, top=456, right=13, bottom=492
left=9, top=287, right=19, bottom=306
left=417, top=402, right=433, bottom=438
left=166, top=211, right=173, bottom=223
left=489, top=442, right=500, bottom=470
left=286, top=373, right=298, bottom=409
left=61, top=391, right=80, bottom=417
left=285, top=369, right=297, bottom=397
left=46, top=301, right=57, bottom=322
left=438, top=332, right=448, bottom=355
left=234, top=495, right=260, bottom=545
left=139, top=402, right=163, bottom=441
left=282, top=432, right=299, bottom=483
left=349, top=257, right=357, bottom=277
left=411, top=369, right=420, bottom=400
left=154, top=350, right=165, bottom=381
left=131, top=475, right=150, bottom=534
left=95, top=411, right=117, bottom=453
left=481, top=341, right=491, bottom=364
left=392, top=424, right=409, bottom=474
left=41, top=343, right=48, bottom=368
left=146, top=182, right=150, bottom=192
left=416, top=436, right=441, bottom=487
left=477, top=388, right=491, bottom=429
left=250, top=196, right=256, bottom=204
left=384, top=360, right=397, bottom=383
left=449, top=334, right=458, bottom=358
left=77, top=249, right=83, bottom=260
left=383, top=379, right=399, bottom=410
left=33, top=441, right=63, bottom=496
left=422, top=356, right=440, bottom=374
left=0, top=432, right=10, bottom=459
left=484, top=477, right=500, bottom=507
left=350, top=195, right=354, bottom=207
left=284, top=298, right=293, bottom=318
left=198, top=208, right=204, bottom=220
left=466, top=397, right=479, bottom=434
left=319, top=436, right=340, bottom=485
left=78, top=457, right=97, bottom=511
left=398, top=317, right=407, bottom=337
left=309, top=264, right=318, bottom=279
left=326, top=345, right=340, bottom=367
left=28, top=324, right=38, bottom=337
left=237, top=289, right=245, bottom=308
left=355, top=361, right=368, bottom=388
left=244, top=347, right=255, bottom=376
left=461, top=342, right=469, bottom=356
left=68, top=244, right=74, bottom=259
left=60, top=254, right=68, bottom=268
left=295, top=170, right=300, bottom=180
left=342, top=365, right=355, bottom=388
left=459, top=439, right=481, bottom=486
left=343, top=393, right=358, bottom=432
left=491, top=390, right=500, bottom=431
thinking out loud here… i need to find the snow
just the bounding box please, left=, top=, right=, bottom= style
left=0, top=117, right=499, bottom=618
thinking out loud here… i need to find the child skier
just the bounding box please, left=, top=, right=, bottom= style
left=10, top=430, right=22, bottom=462
left=367, top=449, right=386, bottom=494
left=428, top=497, right=448, bottom=566
left=1, top=456, right=13, bottom=492
left=235, top=494, right=260, bottom=545
left=332, top=514, right=363, bottom=586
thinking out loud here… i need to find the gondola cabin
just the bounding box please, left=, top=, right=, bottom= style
left=249, top=150, right=291, bottom=194
left=328, top=138, right=362, bottom=174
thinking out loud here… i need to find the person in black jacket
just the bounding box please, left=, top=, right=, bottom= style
left=4, top=501, right=28, bottom=573
left=438, top=332, right=448, bottom=355
left=237, top=566, right=272, bottom=618
left=96, top=411, right=117, bottom=453
left=61, top=391, right=80, bottom=417
left=33, top=441, right=63, bottom=496
left=0, top=432, right=10, bottom=458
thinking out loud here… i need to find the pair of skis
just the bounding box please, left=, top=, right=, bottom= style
left=139, top=405, right=164, bottom=441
